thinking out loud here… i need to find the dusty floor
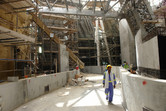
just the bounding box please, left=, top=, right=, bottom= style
left=13, top=74, right=124, bottom=111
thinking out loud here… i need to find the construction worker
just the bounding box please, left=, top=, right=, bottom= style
left=122, top=61, right=129, bottom=70
left=105, top=65, right=107, bottom=72
left=122, top=60, right=126, bottom=67
left=103, top=65, right=116, bottom=104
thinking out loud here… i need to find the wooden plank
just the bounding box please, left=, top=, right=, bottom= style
left=142, top=20, right=159, bottom=24
left=30, top=13, right=84, bottom=68
left=143, top=106, right=153, bottom=111
left=0, top=0, right=35, bottom=11
left=0, top=42, right=27, bottom=45
left=25, top=0, right=35, bottom=8
left=64, top=31, right=76, bottom=36
left=0, top=38, right=17, bottom=40
left=78, top=47, right=96, bottom=49
left=154, top=5, right=166, bottom=15
left=0, top=38, right=21, bottom=41
left=44, top=50, right=78, bottom=53
left=9, top=1, right=30, bottom=8
left=3, top=43, right=32, bottom=46
left=72, top=51, right=78, bottom=53
left=0, top=40, right=24, bottom=43
left=30, top=13, right=62, bottom=44
left=0, top=26, right=35, bottom=43
left=42, top=14, right=67, bottom=20
left=0, top=0, right=26, bottom=5
left=44, top=51, right=58, bottom=53
left=78, top=38, right=94, bottom=40
left=0, top=34, right=16, bottom=39
left=64, top=20, right=75, bottom=26
left=48, top=26, right=77, bottom=32
left=66, top=47, right=84, bottom=69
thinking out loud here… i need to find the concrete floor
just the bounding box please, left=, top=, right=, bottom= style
left=13, top=74, right=124, bottom=111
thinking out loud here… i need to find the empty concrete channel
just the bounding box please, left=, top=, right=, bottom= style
left=1, top=0, right=166, bottom=111
left=13, top=74, right=124, bottom=111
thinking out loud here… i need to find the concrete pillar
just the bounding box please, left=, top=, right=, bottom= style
left=59, top=44, right=69, bottom=72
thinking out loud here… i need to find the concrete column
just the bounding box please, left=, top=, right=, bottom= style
left=59, top=44, right=69, bottom=72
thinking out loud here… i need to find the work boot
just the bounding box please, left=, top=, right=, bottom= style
left=106, top=97, right=108, bottom=100
left=108, top=101, right=113, bottom=105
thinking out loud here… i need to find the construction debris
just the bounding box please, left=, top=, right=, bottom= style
left=67, top=74, right=89, bottom=86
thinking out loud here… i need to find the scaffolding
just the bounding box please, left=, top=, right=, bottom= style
left=0, top=0, right=85, bottom=80
left=0, top=0, right=37, bottom=79
left=77, top=16, right=97, bottom=66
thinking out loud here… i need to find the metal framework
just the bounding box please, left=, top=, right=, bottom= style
left=119, top=0, right=158, bottom=41
left=39, top=7, right=118, bottom=18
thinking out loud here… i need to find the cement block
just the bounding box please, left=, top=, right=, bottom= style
left=7, top=77, right=19, bottom=82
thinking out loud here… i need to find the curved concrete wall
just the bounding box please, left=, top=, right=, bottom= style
left=119, top=67, right=166, bottom=111
left=119, top=19, right=137, bottom=66
left=0, top=70, right=78, bottom=111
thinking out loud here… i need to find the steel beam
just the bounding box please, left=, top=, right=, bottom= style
left=105, top=0, right=111, bottom=12
left=39, top=7, right=118, bottom=18
left=50, top=0, right=58, bottom=9
left=93, top=0, right=97, bottom=13
left=80, top=0, right=90, bottom=11
left=79, top=0, right=81, bottom=11
left=64, top=0, right=69, bottom=11
left=45, top=0, right=51, bottom=9
left=100, top=0, right=104, bottom=10
left=106, top=0, right=119, bottom=14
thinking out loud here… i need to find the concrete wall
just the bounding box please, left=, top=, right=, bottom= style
left=135, top=29, right=160, bottom=70
left=59, top=44, right=69, bottom=72
left=0, top=70, right=77, bottom=111
left=81, top=66, right=118, bottom=75
left=81, top=66, right=105, bottom=74
left=119, top=19, right=137, bottom=66
left=119, top=67, right=166, bottom=111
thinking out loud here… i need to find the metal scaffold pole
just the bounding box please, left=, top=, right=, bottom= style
left=95, top=18, right=100, bottom=66
left=34, top=0, right=38, bottom=74
left=100, top=19, right=111, bottom=65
